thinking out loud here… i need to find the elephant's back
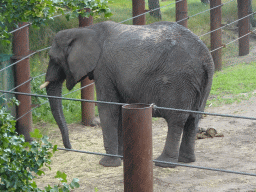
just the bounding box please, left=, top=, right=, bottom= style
left=100, top=22, right=214, bottom=108
left=103, top=22, right=212, bottom=76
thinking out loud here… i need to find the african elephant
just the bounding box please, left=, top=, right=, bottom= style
left=41, top=21, right=214, bottom=167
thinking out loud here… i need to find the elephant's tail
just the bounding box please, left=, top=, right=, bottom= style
left=198, top=57, right=215, bottom=115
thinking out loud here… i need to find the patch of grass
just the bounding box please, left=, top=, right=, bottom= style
left=207, top=61, right=256, bottom=107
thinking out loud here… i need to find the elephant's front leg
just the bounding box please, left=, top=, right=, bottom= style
left=98, top=104, right=122, bottom=167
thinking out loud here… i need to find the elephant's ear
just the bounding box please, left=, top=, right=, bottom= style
left=67, top=29, right=101, bottom=83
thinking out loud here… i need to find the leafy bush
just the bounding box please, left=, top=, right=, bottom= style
left=0, top=98, right=80, bottom=191
left=0, top=0, right=112, bottom=45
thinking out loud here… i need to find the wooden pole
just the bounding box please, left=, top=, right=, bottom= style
left=237, top=0, right=250, bottom=56
left=176, top=0, right=188, bottom=28
left=78, top=9, right=96, bottom=126
left=210, top=0, right=222, bottom=71
left=123, top=104, right=153, bottom=192
left=132, top=0, right=146, bottom=25
left=12, top=22, right=32, bottom=142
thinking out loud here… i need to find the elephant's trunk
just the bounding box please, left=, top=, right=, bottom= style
left=46, top=81, right=72, bottom=149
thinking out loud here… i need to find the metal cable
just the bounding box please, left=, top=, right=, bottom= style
left=33, top=72, right=47, bottom=79
left=8, top=12, right=70, bottom=34
left=176, top=0, right=235, bottom=24
left=9, top=23, right=31, bottom=34
left=56, top=147, right=256, bottom=177
left=0, top=46, right=51, bottom=73
left=153, top=105, right=256, bottom=121
left=0, top=73, right=46, bottom=98
left=0, top=78, right=32, bottom=98
left=1, top=90, right=256, bottom=121
left=210, top=28, right=256, bottom=53
left=199, top=11, right=256, bottom=38
left=57, top=147, right=122, bottom=158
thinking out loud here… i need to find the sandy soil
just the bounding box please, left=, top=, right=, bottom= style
left=35, top=34, right=256, bottom=191
left=35, top=96, right=256, bottom=191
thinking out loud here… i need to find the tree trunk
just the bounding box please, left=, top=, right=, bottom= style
left=201, top=0, right=209, bottom=4
left=148, top=0, right=162, bottom=20
left=249, top=0, right=256, bottom=27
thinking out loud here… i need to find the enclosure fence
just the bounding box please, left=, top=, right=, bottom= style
left=1, top=0, right=256, bottom=190
left=1, top=88, right=256, bottom=178
left=1, top=0, right=255, bottom=123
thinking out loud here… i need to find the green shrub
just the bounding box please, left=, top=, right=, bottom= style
left=0, top=98, right=80, bottom=191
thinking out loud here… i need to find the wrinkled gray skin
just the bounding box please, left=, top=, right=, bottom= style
left=45, top=21, right=214, bottom=167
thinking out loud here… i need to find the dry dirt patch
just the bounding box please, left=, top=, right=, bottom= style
left=35, top=95, right=256, bottom=191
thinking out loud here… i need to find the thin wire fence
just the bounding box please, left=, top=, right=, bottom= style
left=0, top=46, right=51, bottom=73
left=2, top=87, right=256, bottom=177
left=176, top=0, right=236, bottom=25
left=8, top=11, right=72, bottom=34
left=0, top=73, right=46, bottom=98
left=210, top=28, right=256, bottom=53
left=56, top=147, right=256, bottom=177
left=1, top=89, right=256, bottom=121
left=200, top=10, right=256, bottom=38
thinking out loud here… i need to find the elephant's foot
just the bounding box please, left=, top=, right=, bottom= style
left=99, top=156, right=121, bottom=167
left=63, top=141, right=72, bottom=149
left=178, top=153, right=196, bottom=163
left=154, top=154, right=178, bottom=168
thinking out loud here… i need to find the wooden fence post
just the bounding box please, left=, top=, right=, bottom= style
left=176, top=0, right=188, bottom=28
left=78, top=9, right=96, bottom=126
left=12, top=22, right=32, bottom=142
left=237, top=0, right=250, bottom=56
left=210, top=0, right=222, bottom=71
left=132, top=0, right=146, bottom=25
left=123, top=104, right=153, bottom=192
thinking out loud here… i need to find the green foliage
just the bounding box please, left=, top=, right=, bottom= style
left=0, top=0, right=112, bottom=45
left=0, top=98, right=79, bottom=191
left=207, top=62, right=256, bottom=106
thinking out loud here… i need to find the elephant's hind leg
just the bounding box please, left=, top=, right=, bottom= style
left=155, top=115, right=188, bottom=168
left=178, top=114, right=199, bottom=163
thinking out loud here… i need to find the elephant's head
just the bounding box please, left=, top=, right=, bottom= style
left=40, top=28, right=101, bottom=148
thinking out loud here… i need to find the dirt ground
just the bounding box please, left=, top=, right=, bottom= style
left=35, top=96, right=256, bottom=192
left=35, top=34, right=256, bottom=191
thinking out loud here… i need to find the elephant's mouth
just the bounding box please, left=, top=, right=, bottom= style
left=65, top=74, right=77, bottom=90
left=78, top=71, right=94, bottom=82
